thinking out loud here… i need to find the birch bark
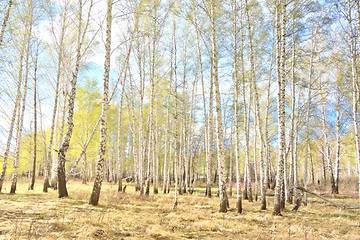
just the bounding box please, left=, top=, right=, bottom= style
left=89, top=0, right=112, bottom=206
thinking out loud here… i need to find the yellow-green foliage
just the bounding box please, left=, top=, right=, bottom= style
left=1, top=178, right=360, bottom=239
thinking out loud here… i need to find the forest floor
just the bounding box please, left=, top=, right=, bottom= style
left=0, top=178, right=360, bottom=239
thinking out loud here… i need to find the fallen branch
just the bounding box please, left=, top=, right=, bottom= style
left=296, top=186, right=360, bottom=210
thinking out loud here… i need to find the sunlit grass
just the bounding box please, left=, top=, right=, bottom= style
left=0, top=177, right=359, bottom=239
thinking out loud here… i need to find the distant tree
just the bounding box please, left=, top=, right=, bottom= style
left=29, top=43, right=39, bottom=191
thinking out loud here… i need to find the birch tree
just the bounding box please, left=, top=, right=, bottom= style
left=350, top=0, right=360, bottom=208
left=0, top=0, right=12, bottom=46
left=29, top=43, right=39, bottom=190
left=232, top=0, right=242, bottom=213
left=210, top=0, right=227, bottom=213
left=10, top=0, right=35, bottom=193
left=89, top=0, right=112, bottom=206
left=273, top=0, right=286, bottom=216
left=43, top=2, right=68, bottom=192
left=58, top=0, right=95, bottom=198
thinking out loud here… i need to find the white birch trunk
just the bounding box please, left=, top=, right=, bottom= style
left=210, top=0, right=227, bottom=212
left=89, top=0, right=112, bottom=206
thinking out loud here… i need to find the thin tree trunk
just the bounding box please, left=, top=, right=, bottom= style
left=210, top=0, right=227, bottom=213
left=232, top=0, right=242, bottom=213
left=44, top=8, right=67, bottom=192
left=310, top=145, right=315, bottom=185
left=82, top=153, right=87, bottom=184
left=58, top=0, right=94, bottom=198
left=192, top=0, right=211, bottom=198
left=246, top=0, right=268, bottom=205
left=334, top=82, right=341, bottom=194
left=137, top=35, right=145, bottom=195
left=127, top=69, right=139, bottom=192
left=146, top=3, right=158, bottom=195
left=293, top=119, right=299, bottom=201
left=30, top=45, right=39, bottom=191
left=181, top=41, right=188, bottom=194
left=186, top=64, right=197, bottom=195
left=229, top=121, right=233, bottom=198
left=173, top=12, right=179, bottom=208
left=10, top=6, right=33, bottom=193
left=254, top=119, right=258, bottom=202
left=0, top=14, right=25, bottom=192
left=321, top=78, right=336, bottom=193
left=117, top=76, right=126, bottom=192
left=154, top=114, right=159, bottom=194
left=352, top=0, right=360, bottom=209
left=207, top=54, right=214, bottom=198
left=303, top=27, right=316, bottom=205
left=321, top=145, right=327, bottom=184
left=58, top=0, right=83, bottom=197
left=288, top=14, right=296, bottom=203
left=89, top=0, right=112, bottom=206
left=51, top=81, right=68, bottom=189
left=240, top=0, right=250, bottom=200
left=273, top=0, right=286, bottom=216
left=0, top=0, right=12, bottom=46
left=166, top=126, right=172, bottom=194
left=163, top=49, right=172, bottom=194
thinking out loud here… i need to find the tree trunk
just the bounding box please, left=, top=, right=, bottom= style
left=273, top=0, right=286, bottom=216
left=288, top=14, right=296, bottom=203
left=51, top=80, right=68, bottom=189
left=58, top=0, right=94, bottom=198
left=334, top=82, right=341, bottom=194
left=0, top=3, right=27, bottom=191
left=181, top=42, right=188, bottom=195
left=321, top=77, right=336, bottom=193
left=30, top=45, right=39, bottom=191
left=240, top=0, right=250, bottom=201
left=352, top=0, right=360, bottom=208
left=44, top=7, right=67, bottom=192
left=10, top=6, right=33, bottom=193
left=89, top=0, right=112, bottom=206
left=232, top=0, right=242, bottom=213
left=154, top=115, right=159, bottom=194
left=254, top=121, right=258, bottom=202
left=210, top=0, right=227, bottom=213
left=163, top=92, right=170, bottom=194
left=117, top=74, right=126, bottom=192
left=82, top=153, right=88, bottom=184
left=302, top=32, right=315, bottom=207
left=0, top=0, right=12, bottom=46
left=207, top=53, right=214, bottom=198
left=127, top=70, right=139, bottom=192
left=192, top=0, right=211, bottom=199
left=137, top=32, right=145, bottom=195
left=172, top=12, right=179, bottom=208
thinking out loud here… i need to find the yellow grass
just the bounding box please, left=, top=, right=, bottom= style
left=0, top=178, right=360, bottom=239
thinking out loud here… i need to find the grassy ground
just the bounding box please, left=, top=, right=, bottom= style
left=0, top=178, right=360, bottom=239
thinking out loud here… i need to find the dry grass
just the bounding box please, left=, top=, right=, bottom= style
left=1, top=178, right=360, bottom=239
